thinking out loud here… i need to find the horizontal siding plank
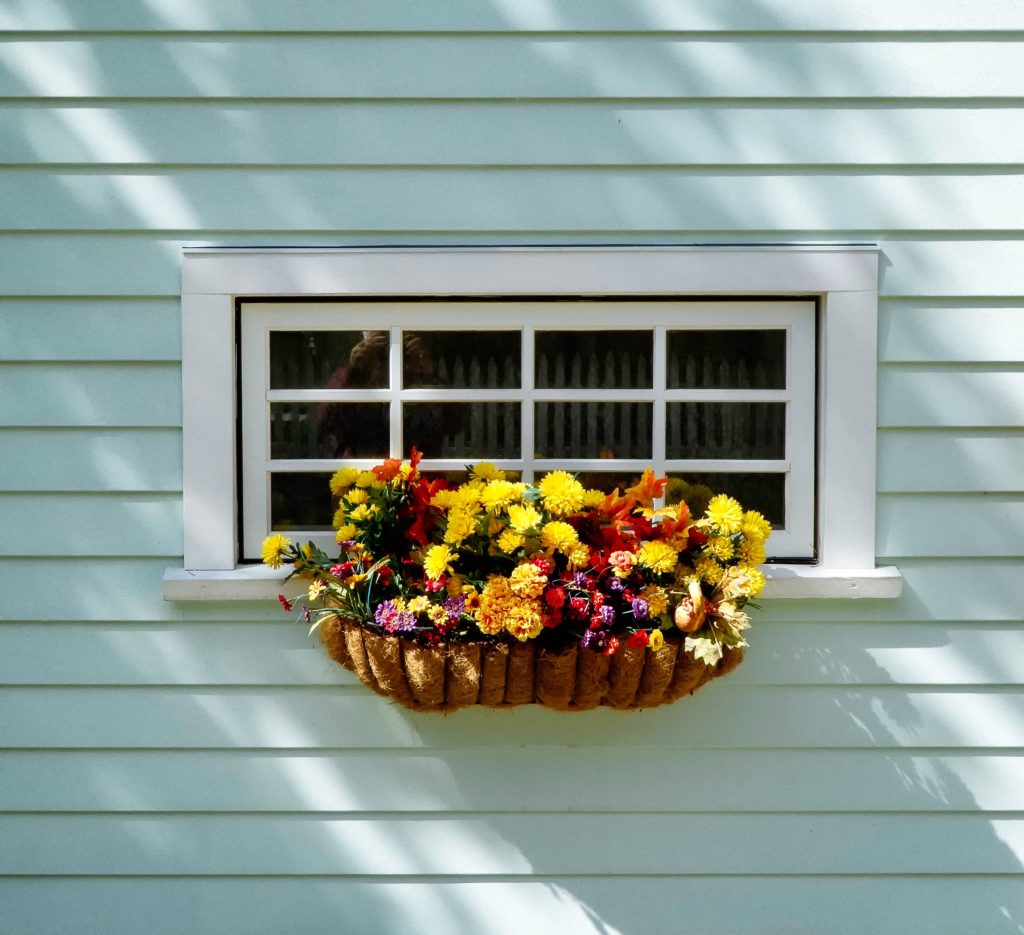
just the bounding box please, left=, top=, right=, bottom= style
left=4, top=814, right=1023, bottom=875
left=4, top=170, right=1022, bottom=232
left=880, top=303, right=1024, bottom=362
left=879, top=368, right=1024, bottom=427
left=2, top=686, right=1022, bottom=749
left=4, top=0, right=1024, bottom=32
left=877, top=494, right=1024, bottom=557
left=5, top=749, right=1022, bottom=813
left=4, top=104, right=1024, bottom=166
left=878, top=430, right=1024, bottom=492
left=0, top=494, right=181, bottom=556
left=3, top=38, right=1024, bottom=100
left=4, top=237, right=1024, bottom=298
left=4, top=621, right=1023, bottom=687
left=1, top=879, right=1022, bottom=935
left=0, top=428, right=181, bottom=491
left=0, top=363, right=181, bottom=426
left=0, top=298, right=179, bottom=361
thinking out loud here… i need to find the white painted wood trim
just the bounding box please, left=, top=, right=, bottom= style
left=163, top=564, right=903, bottom=601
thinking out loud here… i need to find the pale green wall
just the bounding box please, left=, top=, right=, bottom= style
left=1, top=4, right=1023, bottom=933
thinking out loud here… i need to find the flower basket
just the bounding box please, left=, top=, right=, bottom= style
left=266, top=451, right=769, bottom=713
left=318, top=615, right=743, bottom=712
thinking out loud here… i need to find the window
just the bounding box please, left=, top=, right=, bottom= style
left=167, top=246, right=901, bottom=600
left=238, top=300, right=815, bottom=561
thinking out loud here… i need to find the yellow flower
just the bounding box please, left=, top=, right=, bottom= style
left=509, top=562, right=547, bottom=599
left=737, top=565, right=767, bottom=597
left=478, top=576, right=515, bottom=635
left=345, top=489, right=370, bottom=505
left=540, top=521, right=579, bottom=555
left=348, top=503, right=372, bottom=522
left=705, top=536, right=735, bottom=561
left=329, top=466, right=360, bottom=496
left=693, top=556, right=724, bottom=585
left=471, top=461, right=506, bottom=482
left=636, top=540, right=679, bottom=575
left=424, top=544, right=457, bottom=580
left=507, top=503, right=541, bottom=533
left=260, top=533, right=292, bottom=569
left=430, top=489, right=458, bottom=509
left=355, top=470, right=377, bottom=488
left=583, top=488, right=606, bottom=508
left=741, top=510, right=772, bottom=543
left=480, top=479, right=520, bottom=513
left=498, top=529, right=525, bottom=553
left=706, top=494, right=744, bottom=535
left=308, top=579, right=327, bottom=602
left=335, top=523, right=356, bottom=542
left=567, top=543, right=591, bottom=569
left=538, top=470, right=586, bottom=516
left=648, top=629, right=665, bottom=651
left=443, top=508, right=476, bottom=545
left=332, top=505, right=347, bottom=529
left=407, top=595, right=429, bottom=613
left=505, top=601, right=544, bottom=641
left=738, top=538, right=767, bottom=566
left=641, top=586, right=669, bottom=617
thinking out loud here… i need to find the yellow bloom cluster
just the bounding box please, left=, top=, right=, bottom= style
left=636, top=540, right=678, bottom=575
left=537, top=470, right=585, bottom=516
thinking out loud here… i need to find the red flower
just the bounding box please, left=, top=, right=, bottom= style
left=568, top=596, right=589, bottom=619
left=330, top=561, right=355, bottom=578
left=277, top=594, right=294, bottom=612
left=688, top=526, right=708, bottom=546
left=590, top=590, right=605, bottom=609
left=627, top=630, right=650, bottom=648
left=425, top=576, right=446, bottom=592
left=544, top=586, right=567, bottom=609
left=542, top=612, right=561, bottom=629
left=531, top=556, right=554, bottom=576
left=588, top=614, right=604, bottom=631
left=603, top=636, right=621, bottom=656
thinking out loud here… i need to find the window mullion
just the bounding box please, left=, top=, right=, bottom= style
left=521, top=324, right=535, bottom=483
left=652, top=325, right=667, bottom=509
left=389, top=326, right=402, bottom=458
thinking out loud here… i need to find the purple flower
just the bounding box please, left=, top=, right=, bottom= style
left=599, top=604, right=616, bottom=625
left=631, top=598, right=649, bottom=620
left=388, top=610, right=417, bottom=633
left=442, top=595, right=466, bottom=622
left=572, top=572, right=592, bottom=589
left=374, top=600, right=398, bottom=627
left=580, top=629, right=608, bottom=652
left=608, top=577, right=625, bottom=592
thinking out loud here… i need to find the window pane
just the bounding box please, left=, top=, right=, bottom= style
left=404, top=402, right=520, bottom=459
left=270, top=403, right=389, bottom=459
left=535, top=402, right=652, bottom=460
left=666, top=402, right=785, bottom=460
left=667, top=329, right=786, bottom=389
left=665, top=472, right=786, bottom=528
left=404, top=331, right=521, bottom=389
left=570, top=470, right=643, bottom=495
left=270, top=330, right=389, bottom=389
left=270, top=472, right=333, bottom=531
left=536, top=330, right=653, bottom=389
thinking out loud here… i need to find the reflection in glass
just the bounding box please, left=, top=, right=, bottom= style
left=535, top=330, right=652, bottom=389
left=666, top=402, right=785, bottom=460
left=404, top=403, right=520, bottom=459
left=667, top=330, right=786, bottom=389
left=570, top=471, right=643, bottom=495
left=665, top=472, right=785, bottom=528
left=270, top=330, right=389, bottom=389
left=535, top=402, right=652, bottom=460
left=404, top=331, right=521, bottom=389
left=270, top=472, right=334, bottom=531
left=270, top=403, right=389, bottom=459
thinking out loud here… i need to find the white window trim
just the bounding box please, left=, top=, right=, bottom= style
left=165, top=245, right=902, bottom=601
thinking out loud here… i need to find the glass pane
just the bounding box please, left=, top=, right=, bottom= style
left=535, top=402, right=652, bottom=460
left=535, top=330, right=653, bottom=389
left=270, top=472, right=333, bottom=531
left=270, top=403, right=389, bottom=459
left=667, top=329, right=786, bottom=389
left=404, top=402, right=520, bottom=459
left=665, top=472, right=785, bottom=528
left=404, top=331, right=521, bottom=389
left=270, top=330, right=389, bottom=389
left=570, top=470, right=643, bottom=495
left=666, top=402, right=785, bottom=460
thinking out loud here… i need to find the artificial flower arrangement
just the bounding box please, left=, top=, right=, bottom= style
left=264, top=449, right=770, bottom=711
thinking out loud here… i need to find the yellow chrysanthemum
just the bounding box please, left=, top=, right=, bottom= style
left=333, top=524, right=355, bottom=543
left=705, top=536, right=735, bottom=561
left=423, top=544, right=457, bottom=580
left=537, top=470, right=586, bottom=516
left=509, top=562, right=548, bottom=599
left=443, top=508, right=477, bottom=545
left=329, top=466, right=361, bottom=496
left=470, top=461, right=507, bottom=482
left=738, top=537, right=767, bottom=566
left=567, top=543, right=591, bottom=569
left=540, top=521, right=579, bottom=555
left=430, top=489, right=458, bottom=509
left=498, top=529, right=525, bottom=553
left=636, top=540, right=679, bottom=576
left=348, top=503, right=372, bottom=522
left=480, top=479, right=520, bottom=513
left=705, top=494, right=744, bottom=535
left=448, top=484, right=484, bottom=514
left=741, top=510, right=772, bottom=543
left=693, top=556, right=725, bottom=585
left=738, top=565, right=767, bottom=597
left=355, top=470, right=377, bottom=489
left=260, top=533, right=292, bottom=569
left=332, top=505, right=347, bottom=529
left=641, top=586, right=669, bottom=617
left=507, top=503, right=542, bottom=533
left=583, top=488, right=606, bottom=508
left=345, top=488, right=370, bottom=505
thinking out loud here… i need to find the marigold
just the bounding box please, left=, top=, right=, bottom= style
left=509, top=562, right=548, bottom=599
left=540, top=521, right=579, bottom=555
left=706, top=494, right=744, bottom=535
left=260, top=533, right=292, bottom=569
left=423, top=544, right=457, bottom=580
left=505, top=601, right=544, bottom=641
left=537, top=470, right=586, bottom=516
left=636, top=540, right=679, bottom=575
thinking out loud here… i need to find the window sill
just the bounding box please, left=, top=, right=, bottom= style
left=163, top=564, right=902, bottom=602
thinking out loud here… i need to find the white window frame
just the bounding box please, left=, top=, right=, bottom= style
left=239, top=300, right=816, bottom=561
left=165, top=245, right=902, bottom=600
